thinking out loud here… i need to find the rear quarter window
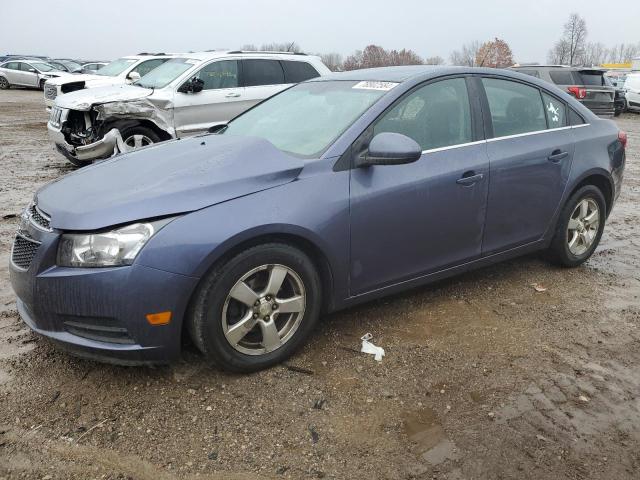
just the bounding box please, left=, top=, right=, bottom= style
left=549, top=70, right=578, bottom=85
left=281, top=61, right=320, bottom=83
left=569, top=108, right=585, bottom=126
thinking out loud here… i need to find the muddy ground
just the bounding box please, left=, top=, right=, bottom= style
left=0, top=89, right=639, bottom=480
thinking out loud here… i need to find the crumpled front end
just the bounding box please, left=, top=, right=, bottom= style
left=47, top=89, right=175, bottom=164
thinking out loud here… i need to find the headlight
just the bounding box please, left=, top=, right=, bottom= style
left=57, top=218, right=172, bottom=267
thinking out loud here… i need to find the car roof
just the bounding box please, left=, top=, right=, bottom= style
left=310, top=65, right=533, bottom=83
left=171, top=50, right=319, bottom=62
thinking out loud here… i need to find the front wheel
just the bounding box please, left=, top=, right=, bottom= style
left=548, top=185, right=606, bottom=267
left=188, top=243, right=322, bottom=372
left=39, top=79, right=46, bottom=90
left=119, top=125, right=161, bottom=153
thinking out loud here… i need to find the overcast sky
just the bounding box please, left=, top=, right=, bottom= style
left=2, top=0, right=639, bottom=63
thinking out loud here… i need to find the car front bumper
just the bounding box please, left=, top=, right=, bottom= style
left=48, top=122, right=121, bottom=163
left=9, top=224, right=199, bottom=365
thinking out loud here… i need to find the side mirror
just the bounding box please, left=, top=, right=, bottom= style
left=178, top=77, right=204, bottom=94
left=127, top=71, right=141, bottom=82
left=28, top=68, right=36, bottom=73
left=208, top=124, right=227, bottom=134
left=355, top=132, right=422, bottom=168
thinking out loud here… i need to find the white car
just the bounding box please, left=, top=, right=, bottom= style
left=43, top=54, right=175, bottom=110
left=47, top=51, right=331, bottom=165
left=0, top=60, right=71, bottom=90
left=624, top=73, right=640, bottom=112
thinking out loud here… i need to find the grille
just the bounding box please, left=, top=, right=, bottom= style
left=29, top=204, right=51, bottom=230
left=11, top=234, right=41, bottom=270
left=44, top=84, right=57, bottom=100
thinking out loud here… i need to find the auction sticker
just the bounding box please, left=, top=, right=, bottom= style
left=352, top=81, right=398, bottom=91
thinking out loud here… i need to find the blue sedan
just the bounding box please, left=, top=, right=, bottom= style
left=9, top=66, right=626, bottom=371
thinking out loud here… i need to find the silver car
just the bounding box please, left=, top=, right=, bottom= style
left=0, top=60, right=69, bottom=90
left=47, top=51, right=330, bottom=166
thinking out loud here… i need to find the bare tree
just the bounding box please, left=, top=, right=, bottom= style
left=317, top=52, right=343, bottom=72
left=259, top=42, right=302, bottom=53
left=449, top=41, right=481, bottom=66
left=343, top=45, right=423, bottom=70
left=547, top=38, right=570, bottom=64
left=424, top=56, right=445, bottom=65
left=606, top=43, right=640, bottom=63
left=580, top=42, right=607, bottom=66
left=240, top=44, right=258, bottom=51
left=475, top=38, right=514, bottom=68
left=547, top=13, right=588, bottom=66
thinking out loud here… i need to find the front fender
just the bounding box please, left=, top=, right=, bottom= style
left=136, top=168, right=351, bottom=306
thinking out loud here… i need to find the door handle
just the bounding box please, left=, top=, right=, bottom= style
left=547, top=149, right=569, bottom=162
left=225, top=92, right=241, bottom=98
left=456, top=172, right=484, bottom=186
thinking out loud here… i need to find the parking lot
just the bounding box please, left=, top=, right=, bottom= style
left=0, top=89, right=639, bottom=479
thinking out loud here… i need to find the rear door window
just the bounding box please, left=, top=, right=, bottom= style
left=374, top=78, right=473, bottom=151
left=280, top=61, right=320, bottom=83
left=5, top=62, right=19, bottom=70
left=242, top=59, right=285, bottom=87
left=549, top=70, right=578, bottom=85
left=541, top=92, right=567, bottom=128
left=482, top=78, right=547, bottom=137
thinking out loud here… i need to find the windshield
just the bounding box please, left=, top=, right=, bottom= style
left=59, top=60, right=82, bottom=70
left=31, top=62, right=59, bottom=72
left=578, top=71, right=606, bottom=86
left=96, top=58, right=137, bottom=76
left=222, top=81, right=391, bottom=157
left=135, top=58, right=196, bottom=89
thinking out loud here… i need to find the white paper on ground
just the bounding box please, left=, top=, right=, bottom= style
left=360, top=333, right=385, bottom=362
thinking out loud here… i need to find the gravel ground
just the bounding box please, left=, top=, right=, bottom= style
left=0, top=89, right=639, bottom=480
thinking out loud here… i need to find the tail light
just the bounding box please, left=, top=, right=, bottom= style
left=618, top=130, right=627, bottom=149
left=567, top=86, right=587, bottom=99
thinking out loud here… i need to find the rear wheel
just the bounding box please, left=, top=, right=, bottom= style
left=0, top=77, right=9, bottom=89
left=548, top=185, right=606, bottom=267
left=119, top=125, right=161, bottom=153
left=188, top=243, right=322, bottom=372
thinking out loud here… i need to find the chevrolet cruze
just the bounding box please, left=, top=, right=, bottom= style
left=10, top=66, right=626, bottom=372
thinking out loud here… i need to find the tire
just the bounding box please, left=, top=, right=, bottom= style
left=0, top=76, right=10, bottom=89
left=548, top=185, right=606, bottom=267
left=118, top=125, right=161, bottom=152
left=188, top=243, right=322, bottom=372
left=39, top=79, right=46, bottom=90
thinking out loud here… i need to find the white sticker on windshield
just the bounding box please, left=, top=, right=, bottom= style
left=352, top=81, right=399, bottom=91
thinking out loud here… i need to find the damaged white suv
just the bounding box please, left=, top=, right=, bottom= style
left=47, top=51, right=330, bottom=166
left=43, top=54, right=175, bottom=110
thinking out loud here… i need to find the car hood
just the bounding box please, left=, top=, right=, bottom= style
left=36, top=135, right=305, bottom=231
left=55, top=84, right=153, bottom=110
left=46, top=73, right=103, bottom=86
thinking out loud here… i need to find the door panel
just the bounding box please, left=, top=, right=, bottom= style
left=349, top=77, right=489, bottom=296
left=480, top=77, right=575, bottom=254
left=350, top=144, right=489, bottom=295
left=173, top=60, right=246, bottom=136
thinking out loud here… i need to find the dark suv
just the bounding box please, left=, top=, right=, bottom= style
left=510, top=66, right=615, bottom=117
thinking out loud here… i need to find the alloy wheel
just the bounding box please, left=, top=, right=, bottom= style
left=221, top=264, right=306, bottom=355
left=122, top=134, right=154, bottom=151
left=567, top=198, right=600, bottom=256
left=0, top=77, right=9, bottom=89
